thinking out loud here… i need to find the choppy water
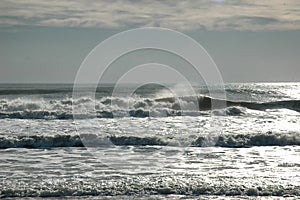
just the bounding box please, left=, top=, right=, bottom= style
left=0, top=83, right=300, bottom=199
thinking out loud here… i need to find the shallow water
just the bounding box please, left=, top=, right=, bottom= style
left=1, top=146, right=300, bottom=197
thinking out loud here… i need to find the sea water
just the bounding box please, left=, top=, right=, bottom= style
left=0, top=83, right=299, bottom=199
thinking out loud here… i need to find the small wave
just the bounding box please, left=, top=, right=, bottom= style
left=212, top=106, right=246, bottom=116
left=1, top=132, right=299, bottom=149
left=0, top=111, right=74, bottom=120
left=109, top=136, right=167, bottom=146
left=0, top=135, right=169, bottom=149
left=0, top=89, right=72, bottom=95
left=0, top=135, right=83, bottom=149
left=193, top=132, right=300, bottom=147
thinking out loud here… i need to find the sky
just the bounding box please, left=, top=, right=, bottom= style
left=0, top=0, right=300, bottom=83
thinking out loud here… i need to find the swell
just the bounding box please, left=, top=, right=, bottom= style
left=156, top=96, right=300, bottom=112
left=0, top=132, right=299, bottom=149
left=0, top=89, right=72, bottom=95
left=0, top=87, right=113, bottom=95
left=240, top=100, right=300, bottom=112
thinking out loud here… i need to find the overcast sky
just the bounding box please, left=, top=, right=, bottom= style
left=0, top=0, right=300, bottom=83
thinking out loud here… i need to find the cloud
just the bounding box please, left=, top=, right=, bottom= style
left=0, top=0, right=300, bottom=31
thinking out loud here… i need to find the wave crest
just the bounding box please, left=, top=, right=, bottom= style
left=1, top=132, right=299, bottom=149
left=0, top=96, right=299, bottom=119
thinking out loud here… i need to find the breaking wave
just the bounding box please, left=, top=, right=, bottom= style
left=0, top=96, right=299, bottom=120
left=0, top=132, right=299, bottom=149
left=192, top=131, right=300, bottom=147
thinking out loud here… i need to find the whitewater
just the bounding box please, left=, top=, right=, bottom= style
left=0, top=83, right=299, bottom=199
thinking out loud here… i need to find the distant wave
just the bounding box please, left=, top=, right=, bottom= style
left=0, top=96, right=299, bottom=120
left=156, top=96, right=300, bottom=112
left=0, top=132, right=299, bottom=149
left=0, top=84, right=117, bottom=95
left=0, top=89, right=72, bottom=95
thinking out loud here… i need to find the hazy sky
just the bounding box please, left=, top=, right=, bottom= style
left=0, top=0, right=300, bottom=83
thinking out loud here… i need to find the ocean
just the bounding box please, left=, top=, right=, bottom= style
left=0, top=83, right=299, bottom=199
